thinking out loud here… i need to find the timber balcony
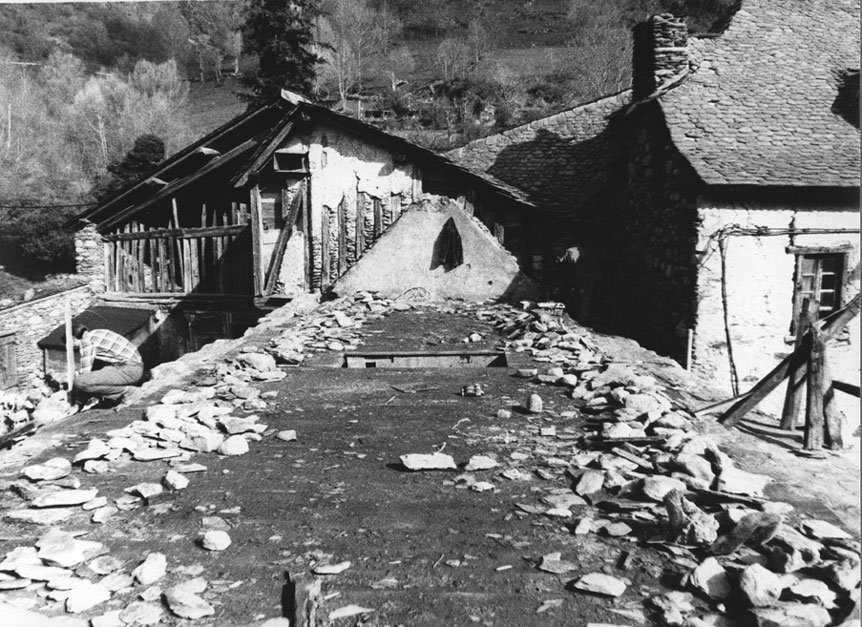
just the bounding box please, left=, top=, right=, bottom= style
left=104, top=223, right=254, bottom=297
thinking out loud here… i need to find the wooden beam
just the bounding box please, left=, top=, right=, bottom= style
left=79, top=103, right=279, bottom=227
left=99, top=139, right=258, bottom=233
left=64, top=298, right=74, bottom=401
left=264, top=188, right=304, bottom=296
left=232, top=115, right=296, bottom=188
left=719, top=294, right=860, bottom=429
left=780, top=299, right=811, bottom=430
left=786, top=244, right=854, bottom=255
left=804, top=310, right=825, bottom=450
left=832, top=380, right=861, bottom=397
left=104, top=225, right=247, bottom=241
left=250, top=185, right=263, bottom=296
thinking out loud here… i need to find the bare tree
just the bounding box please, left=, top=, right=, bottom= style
left=436, top=37, right=470, bottom=81
left=380, top=46, right=415, bottom=92
left=318, top=0, right=399, bottom=108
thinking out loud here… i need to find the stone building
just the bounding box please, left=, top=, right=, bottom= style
left=451, top=0, right=860, bottom=402
left=68, top=91, right=550, bottom=366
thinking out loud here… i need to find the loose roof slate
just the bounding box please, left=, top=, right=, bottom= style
left=37, top=306, right=154, bottom=350
left=659, top=0, right=860, bottom=187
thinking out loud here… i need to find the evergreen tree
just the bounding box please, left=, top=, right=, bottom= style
left=241, top=0, right=323, bottom=104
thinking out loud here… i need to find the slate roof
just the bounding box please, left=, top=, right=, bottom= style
left=447, top=91, right=631, bottom=215
left=659, top=0, right=860, bottom=187
left=37, top=306, right=154, bottom=350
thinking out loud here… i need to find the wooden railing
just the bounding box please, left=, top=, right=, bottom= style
left=104, top=225, right=253, bottom=295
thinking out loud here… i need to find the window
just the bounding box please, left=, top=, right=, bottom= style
left=787, top=245, right=851, bottom=334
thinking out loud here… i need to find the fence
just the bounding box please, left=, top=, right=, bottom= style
left=104, top=225, right=253, bottom=295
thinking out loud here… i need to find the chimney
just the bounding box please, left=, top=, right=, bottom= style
left=632, top=14, right=689, bottom=100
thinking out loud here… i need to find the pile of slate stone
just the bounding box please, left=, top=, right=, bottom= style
left=0, top=350, right=292, bottom=623
left=0, top=386, right=73, bottom=437
left=266, top=291, right=402, bottom=364
left=427, top=301, right=861, bottom=627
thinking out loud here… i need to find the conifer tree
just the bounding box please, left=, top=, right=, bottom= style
left=241, top=0, right=323, bottom=104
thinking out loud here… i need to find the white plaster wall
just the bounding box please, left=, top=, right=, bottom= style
left=694, top=203, right=860, bottom=430
left=333, top=198, right=542, bottom=301
left=303, top=123, right=416, bottom=288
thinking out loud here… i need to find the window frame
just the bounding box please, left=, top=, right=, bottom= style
left=786, top=244, right=852, bottom=336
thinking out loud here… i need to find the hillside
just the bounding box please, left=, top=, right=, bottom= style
left=0, top=0, right=736, bottom=280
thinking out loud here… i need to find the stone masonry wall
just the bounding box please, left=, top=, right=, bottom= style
left=74, top=222, right=106, bottom=293
left=615, top=103, right=701, bottom=364
left=694, top=200, right=860, bottom=423
left=0, top=285, right=94, bottom=386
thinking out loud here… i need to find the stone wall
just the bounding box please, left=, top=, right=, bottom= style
left=615, top=103, right=701, bottom=363
left=0, top=285, right=94, bottom=386
left=693, top=197, right=861, bottom=422
left=74, top=222, right=106, bottom=293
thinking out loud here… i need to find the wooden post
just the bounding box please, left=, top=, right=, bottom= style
left=250, top=186, right=263, bottom=295
left=64, top=298, right=75, bottom=402
left=804, top=311, right=825, bottom=450
left=780, top=299, right=811, bottom=430
left=822, top=341, right=843, bottom=450
left=719, top=294, right=860, bottom=428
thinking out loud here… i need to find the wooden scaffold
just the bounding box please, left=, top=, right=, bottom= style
left=698, top=294, right=860, bottom=451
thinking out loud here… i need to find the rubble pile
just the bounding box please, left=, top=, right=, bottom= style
left=266, top=291, right=398, bottom=363
left=423, top=301, right=860, bottom=627
left=0, top=295, right=856, bottom=626
left=0, top=386, right=74, bottom=438
left=0, top=347, right=295, bottom=623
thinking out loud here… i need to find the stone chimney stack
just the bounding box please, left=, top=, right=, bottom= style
left=632, top=14, right=689, bottom=100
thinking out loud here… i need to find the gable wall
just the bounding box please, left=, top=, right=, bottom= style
left=265, top=120, right=547, bottom=298
left=332, top=197, right=543, bottom=301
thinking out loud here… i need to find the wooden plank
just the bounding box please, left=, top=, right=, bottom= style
left=157, top=238, right=167, bottom=292
left=137, top=235, right=146, bottom=291
left=804, top=309, right=825, bottom=450
left=64, top=298, right=74, bottom=401
left=786, top=244, right=855, bottom=255
left=264, top=190, right=303, bottom=296
left=147, top=236, right=157, bottom=292
left=321, top=206, right=330, bottom=285
left=232, top=118, right=296, bottom=188
left=780, top=299, right=810, bottom=430
left=338, top=197, right=347, bottom=276
left=719, top=293, right=860, bottom=428
left=190, top=236, right=200, bottom=291
left=182, top=235, right=192, bottom=292
left=166, top=235, right=176, bottom=292
left=832, top=380, right=861, bottom=397
left=373, top=197, right=383, bottom=238
left=355, top=191, right=365, bottom=259
left=384, top=193, right=395, bottom=227
left=105, top=225, right=247, bottom=241
left=250, top=186, right=263, bottom=295
left=215, top=235, right=226, bottom=292
left=822, top=343, right=843, bottom=450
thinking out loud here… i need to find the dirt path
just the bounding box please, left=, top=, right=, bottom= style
left=0, top=302, right=858, bottom=626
